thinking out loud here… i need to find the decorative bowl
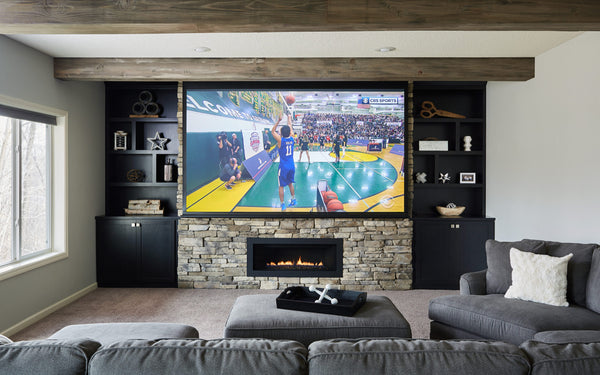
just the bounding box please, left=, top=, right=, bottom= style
left=436, top=206, right=465, bottom=216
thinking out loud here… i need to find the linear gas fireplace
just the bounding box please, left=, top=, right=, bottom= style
left=247, top=238, right=343, bottom=278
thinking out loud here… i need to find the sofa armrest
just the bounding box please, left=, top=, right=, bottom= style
left=460, top=269, right=487, bottom=295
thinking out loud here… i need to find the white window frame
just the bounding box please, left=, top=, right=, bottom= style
left=7, top=118, right=53, bottom=263
left=0, top=95, right=68, bottom=281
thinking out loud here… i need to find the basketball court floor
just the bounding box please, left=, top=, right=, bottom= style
left=185, top=144, right=404, bottom=213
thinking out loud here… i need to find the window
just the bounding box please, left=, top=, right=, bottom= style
left=0, top=115, right=52, bottom=266
left=0, top=98, right=65, bottom=279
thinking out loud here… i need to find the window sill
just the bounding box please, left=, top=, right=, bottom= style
left=0, top=251, right=67, bottom=282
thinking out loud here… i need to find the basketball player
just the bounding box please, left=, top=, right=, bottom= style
left=298, top=134, right=310, bottom=164
left=333, top=135, right=341, bottom=163
left=271, top=114, right=296, bottom=211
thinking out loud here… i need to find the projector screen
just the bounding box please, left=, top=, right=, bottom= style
left=183, top=82, right=406, bottom=217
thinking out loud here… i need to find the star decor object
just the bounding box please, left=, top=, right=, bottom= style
left=439, top=173, right=451, bottom=184
left=147, top=131, right=169, bottom=150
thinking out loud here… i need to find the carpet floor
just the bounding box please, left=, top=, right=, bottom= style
left=10, top=288, right=457, bottom=341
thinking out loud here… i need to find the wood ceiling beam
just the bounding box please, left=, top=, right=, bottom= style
left=1, top=0, right=599, bottom=33
left=54, top=58, right=535, bottom=82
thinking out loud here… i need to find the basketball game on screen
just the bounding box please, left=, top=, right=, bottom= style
left=184, top=89, right=405, bottom=214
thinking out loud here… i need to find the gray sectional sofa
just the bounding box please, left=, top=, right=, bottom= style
left=2, top=335, right=600, bottom=375
left=429, top=239, right=600, bottom=345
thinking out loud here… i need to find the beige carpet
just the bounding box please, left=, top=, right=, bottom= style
left=10, top=288, right=457, bottom=341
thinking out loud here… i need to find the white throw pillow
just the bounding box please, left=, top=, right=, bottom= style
left=504, top=247, right=573, bottom=307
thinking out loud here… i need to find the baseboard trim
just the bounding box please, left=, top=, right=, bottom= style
left=1, top=282, right=98, bottom=337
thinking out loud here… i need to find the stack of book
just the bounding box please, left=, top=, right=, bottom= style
left=124, top=199, right=163, bottom=215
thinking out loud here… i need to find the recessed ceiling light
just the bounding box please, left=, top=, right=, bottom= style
left=194, top=47, right=211, bottom=53
left=376, top=47, right=396, bottom=53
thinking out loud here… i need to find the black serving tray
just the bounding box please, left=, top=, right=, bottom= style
left=276, top=286, right=367, bottom=316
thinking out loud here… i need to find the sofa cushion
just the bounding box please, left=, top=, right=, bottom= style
left=533, top=330, right=600, bottom=344
left=88, top=338, right=307, bottom=375
left=0, top=335, right=12, bottom=344
left=520, top=340, right=600, bottom=375
left=429, top=294, right=600, bottom=345
left=504, top=248, right=572, bottom=307
left=308, top=338, right=530, bottom=375
left=545, top=241, right=597, bottom=307
left=485, top=239, right=546, bottom=295
left=0, top=338, right=100, bottom=375
left=587, top=249, right=600, bottom=313
left=48, top=322, right=199, bottom=345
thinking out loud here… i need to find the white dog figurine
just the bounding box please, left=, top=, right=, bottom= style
left=309, top=284, right=338, bottom=305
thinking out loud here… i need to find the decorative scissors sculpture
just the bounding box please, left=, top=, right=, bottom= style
left=420, top=101, right=466, bottom=119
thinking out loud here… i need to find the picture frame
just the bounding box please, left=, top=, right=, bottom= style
left=459, top=172, right=476, bottom=184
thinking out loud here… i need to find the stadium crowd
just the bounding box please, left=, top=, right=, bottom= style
left=299, top=113, right=404, bottom=141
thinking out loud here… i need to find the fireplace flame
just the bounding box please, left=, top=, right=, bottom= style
left=267, top=257, right=324, bottom=267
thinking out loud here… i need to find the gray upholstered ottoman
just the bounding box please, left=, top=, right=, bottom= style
left=48, top=322, right=199, bottom=345
left=224, top=294, right=411, bottom=346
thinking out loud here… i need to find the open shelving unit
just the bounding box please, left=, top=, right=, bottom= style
left=412, top=82, right=487, bottom=218
left=104, top=82, right=179, bottom=216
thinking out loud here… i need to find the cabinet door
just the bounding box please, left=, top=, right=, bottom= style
left=97, top=219, right=138, bottom=286
left=457, top=221, right=494, bottom=275
left=413, top=219, right=494, bottom=289
left=413, top=221, right=460, bottom=289
left=139, top=220, right=176, bottom=285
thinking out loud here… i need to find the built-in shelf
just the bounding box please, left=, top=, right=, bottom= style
left=412, top=81, right=487, bottom=218
left=105, top=82, right=179, bottom=216
left=109, top=117, right=178, bottom=123
left=109, top=150, right=178, bottom=155
left=109, top=182, right=178, bottom=188
left=414, top=151, right=484, bottom=156
left=414, top=117, right=484, bottom=123
left=414, top=184, right=484, bottom=189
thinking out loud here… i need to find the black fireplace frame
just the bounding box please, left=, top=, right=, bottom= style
left=247, top=237, right=343, bottom=278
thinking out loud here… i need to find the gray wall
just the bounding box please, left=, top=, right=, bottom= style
left=487, top=32, right=600, bottom=243
left=0, top=36, right=104, bottom=332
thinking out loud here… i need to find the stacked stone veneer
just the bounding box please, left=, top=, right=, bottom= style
left=178, top=217, right=413, bottom=290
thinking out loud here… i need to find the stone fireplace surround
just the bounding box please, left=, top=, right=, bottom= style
left=177, top=217, right=413, bottom=290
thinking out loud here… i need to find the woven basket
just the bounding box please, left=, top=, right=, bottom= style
left=436, top=206, right=465, bottom=216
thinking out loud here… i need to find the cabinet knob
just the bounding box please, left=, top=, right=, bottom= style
left=450, top=224, right=461, bottom=229
left=131, top=223, right=136, bottom=228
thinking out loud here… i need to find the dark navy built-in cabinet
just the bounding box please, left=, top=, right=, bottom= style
left=96, top=81, right=493, bottom=290
left=96, top=82, right=178, bottom=287
left=96, top=216, right=177, bottom=287
left=412, top=82, right=495, bottom=289
left=413, top=217, right=494, bottom=289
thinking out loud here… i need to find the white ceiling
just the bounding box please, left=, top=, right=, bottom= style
left=8, top=31, right=581, bottom=58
